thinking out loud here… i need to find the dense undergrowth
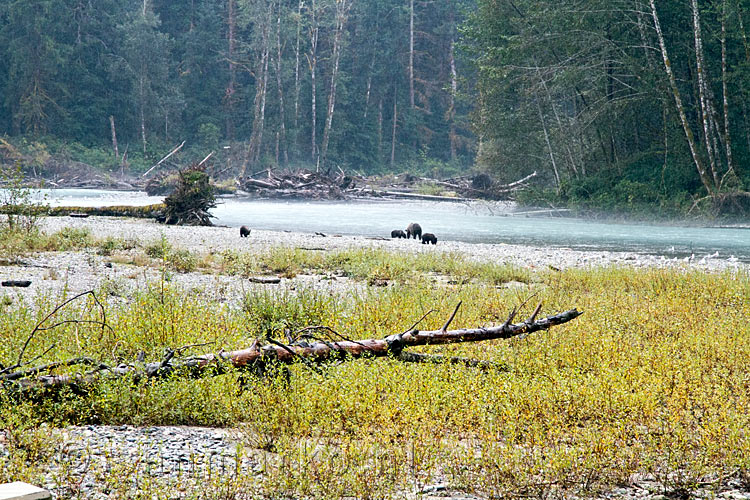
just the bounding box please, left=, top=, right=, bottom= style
left=1, top=226, right=749, bottom=498
left=516, top=163, right=750, bottom=220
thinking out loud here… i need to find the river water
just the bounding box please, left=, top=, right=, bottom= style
left=31, top=188, right=750, bottom=263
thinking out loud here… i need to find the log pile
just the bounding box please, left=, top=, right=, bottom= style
left=238, top=169, right=355, bottom=200
left=236, top=168, right=537, bottom=202
left=367, top=171, right=539, bottom=201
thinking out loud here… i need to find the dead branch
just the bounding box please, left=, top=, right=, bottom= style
left=0, top=290, right=110, bottom=377
left=4, top=304, right=582, bottom=393
left=142, top=141, right=186, bottom=177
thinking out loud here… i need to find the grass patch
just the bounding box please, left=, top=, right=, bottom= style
left=1, top=263, right=750, bottom=497
left=220, top=246, right=531, bottom=286
left=0, top=225, right=137, bottom=263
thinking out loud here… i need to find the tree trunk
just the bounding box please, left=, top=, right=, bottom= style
left=320, top=0, right=352, bottom=166
left=139, top=75, right=147, bottom=154
left=635, top=0, right=657, bottom=71
left=256, top=41, right=270, bottom=164
left=737, top=5, right=750, bottom=154
left=364, top=47, right=377, bottom=119
left=226, top=0, right=237, bottom=140
left=275, top=0, right=288, bottom=166
left=294, top=0, right=302, bottom=135
left=720, top=0, right=735, bottom=185
left=109, top=115, right=119, bottom=161
left=691, top=0, right=720, bottom=188
left=536, top=97, right=561, bottom=190
left=391, top=85, right=398, bottom=168
left=248, top=5, right=272, bottom=167
left=409, top=0, right=415, bottom=110
left=378, top=99, right=383, bottom=161
left=649, top=0, right=713, bottom=195
left=448, top=39, right=457, bottom=161
left=309, top=0, right=318, bottom=163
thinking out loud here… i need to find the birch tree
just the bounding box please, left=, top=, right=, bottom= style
left=320, top=0, right=354, bottom=166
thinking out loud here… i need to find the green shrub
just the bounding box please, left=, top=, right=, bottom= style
left=145, top=235, right=172, bottom=259
left=166, top=248, right=197, bottom=273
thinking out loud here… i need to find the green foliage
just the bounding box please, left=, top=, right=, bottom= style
left=53, top=227, right=94, bottom=249
left=220, top=246, right=530, bottom=286
left=0, top=163, right=44, bottom=232
left=144, top=234, right=198, bottom=272
left=196, top=122, right=220, bottom=149
left=0, top=0, right=474, bottom=175
left=96, top=236, right=136, bottom=256
left=1, top=261, right=750, bottom=497
left=465, top=0, right=750, bottom=214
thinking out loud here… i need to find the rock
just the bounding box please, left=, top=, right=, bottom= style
left=0, top=481, right=51, bottom=500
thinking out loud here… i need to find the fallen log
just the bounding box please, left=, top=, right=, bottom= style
left=3, top=303, right=582, bottom=392
left=359, top=189, right=473, bottom=203
left=2, top=204, right=167, bottom=219
left=248, top=276, right=282, bottom=284
left=244, top=178, right=280, bottom=189
left=1, top=280, right=31, bottom=287
left=142, top=140, right=186, bottom=177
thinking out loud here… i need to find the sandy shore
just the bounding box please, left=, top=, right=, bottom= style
left=0, top=216, right=745, bottom=305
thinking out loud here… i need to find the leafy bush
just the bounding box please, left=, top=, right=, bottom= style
left=0, top=163, right=45, bottom=233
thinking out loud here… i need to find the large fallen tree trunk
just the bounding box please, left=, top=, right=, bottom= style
left=1, top=203, right=166, bottom=219
left=354, top=189, right=474, bottom=203
left=3, top=303, right=581, bottom=392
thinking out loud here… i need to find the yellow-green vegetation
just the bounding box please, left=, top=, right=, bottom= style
left=415, top=182, right=447, bottom=197
left=1, top=259, right=749, bottom=498
left=219, top=246, right=531, bottom=285
left=0, top=226, right=136, bottom=264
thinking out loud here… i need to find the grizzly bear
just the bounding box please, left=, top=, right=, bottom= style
left=406, top=223, right=422, bottom=240
left=421, top=233, right=437, bottom=245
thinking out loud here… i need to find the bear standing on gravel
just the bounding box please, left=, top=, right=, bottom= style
left=391, top=229, right=406, bottom=238
left=421, top=233, right=437, bottom=245
left=406, top=223, right=422, bottom=240
left=240, top=225, right=251, bottom=237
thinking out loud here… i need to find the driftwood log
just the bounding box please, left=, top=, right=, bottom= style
left=0, top=203, right=167, bottom=219
left=2, top=302, right=582, bottom=393
left=1, top=280, right=32, bottom=287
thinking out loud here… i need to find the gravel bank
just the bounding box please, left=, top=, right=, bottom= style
left=0, top=215, right=744, bottom=306
left=2, top=424, right=748, bottom=500
left=34, top=216, right=745, bottom=271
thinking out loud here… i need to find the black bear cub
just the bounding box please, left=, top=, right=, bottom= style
left=391, top=229, right=406, bottom=238
left=421, top=233, right=437, bottom=245
left=240, top=225, right=251, bottom=237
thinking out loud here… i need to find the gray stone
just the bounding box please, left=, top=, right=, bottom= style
left=0, top=482, right=52, bottom=500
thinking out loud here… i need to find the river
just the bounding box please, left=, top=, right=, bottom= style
left=31, top=188, right=750, bottom=263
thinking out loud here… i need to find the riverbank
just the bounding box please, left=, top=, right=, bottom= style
left=37, top=215, right=747, bottom=271
left=0, top=215, right=742, bottom=306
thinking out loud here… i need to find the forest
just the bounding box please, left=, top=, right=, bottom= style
left=2, top=0, right=750, bottom=214
left=0, top=0, right=474, bottom=178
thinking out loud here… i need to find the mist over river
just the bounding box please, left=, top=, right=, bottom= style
left=35, top=188, right=750, bottom=263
